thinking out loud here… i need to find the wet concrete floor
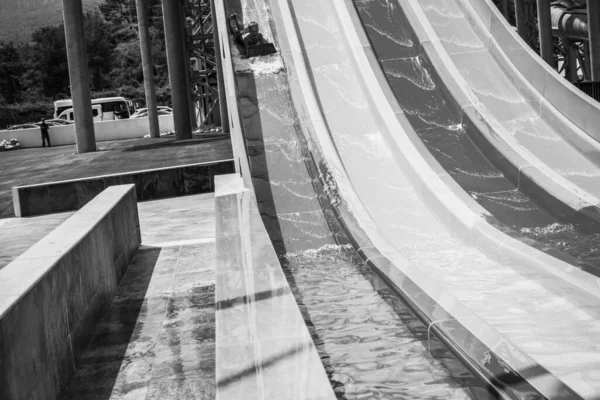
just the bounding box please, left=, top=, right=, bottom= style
left=60, top=193, right=216, bottom=400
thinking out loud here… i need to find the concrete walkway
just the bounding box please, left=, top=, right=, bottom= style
left=61, top=193, right=216, bottom=400
left=0, top=136, right=232, bottom=217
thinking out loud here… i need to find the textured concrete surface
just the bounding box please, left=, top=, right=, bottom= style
left=61, top=193, right=217, bottom=400
left=0, top=185, right=141, bottom=400
left=214, top=175, right=336, bottom=400
left=0, top=135, right=233, bottom=218
left=0, top=212, right=73, bottom=270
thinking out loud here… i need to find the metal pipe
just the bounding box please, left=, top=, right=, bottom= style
left=135, top=0, right=160, bottom=138
left=62, top=0, right=96, bottom=153
left=538, top=0, right=556, bottom=67
left=551, top=6, right=588, bottom=40
left=163, top=0, right=193, bottom=140
left=587, top=0, right=600, bottom=80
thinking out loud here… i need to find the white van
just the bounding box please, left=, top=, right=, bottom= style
left=54, top=97, right=130, bottom=121
left=57, top=104, right=104, bottom=122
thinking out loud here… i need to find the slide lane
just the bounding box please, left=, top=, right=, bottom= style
left=405, top=0, right=600, bottom=228
left=268, top=0, right=600, bottom=397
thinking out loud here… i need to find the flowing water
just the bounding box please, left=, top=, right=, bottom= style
left=353, top=0, right=600, bottom=270
left=280, top=245, right=494, bottom=400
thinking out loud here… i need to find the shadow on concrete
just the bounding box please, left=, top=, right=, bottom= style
left=216, top=287, right=288, bottom=311
left=122, top=135, right=229, bottom=152
left=60, top=246, right=162, bottom=400
left=216, top=342, right=312, bottom=388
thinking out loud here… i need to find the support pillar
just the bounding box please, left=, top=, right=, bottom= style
left=537, top=0, right=555, bottom=67
left=588, top=0, right=600, bottom=80
left=62, top=0, right=96, bottom=153
left=135, top=0, right=160, bottom=138
left=515, top=0, right=528, bottom=42
left=163, top=0, right=193, bottom=140
left=210, top=0, right=227, bottom=132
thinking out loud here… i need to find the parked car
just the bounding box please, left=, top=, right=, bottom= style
left=131, top=109, right=173, bottom=119
left=131, top=107, right=173, bottom=118
left=7, top=124, right=39, bottom=131
left=45, top=119, right=74, bottom=125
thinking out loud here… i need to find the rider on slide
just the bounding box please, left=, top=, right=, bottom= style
left=228, top=14, right=268, bottom=54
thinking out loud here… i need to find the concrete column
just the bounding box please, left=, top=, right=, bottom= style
left=210, top=0, right=227, bottom=132
left=62, top=0, right=96, bottom=153
left=163, top=0, right=193, bottom=140
left=135, top=0, right=160, bottom=138
left=537, top=0, right=555, bottom=67
left=588, top=0, right=600, bottom=80
left=515, top=0, right=528, bottom=42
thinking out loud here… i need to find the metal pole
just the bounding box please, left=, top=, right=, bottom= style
left=500, top=0, right=509, bottom=19
left=62, top=0, right=96, bottom=153
left=515, top=0, right=528, bottom=42
left=163, top=0, right=193, bottom=140
left=537, top=0, right=555, bottom=67
left=181, top=5, right=198, bottom=130
left=566, top=41, right=579, bottom=83
left=210, top=0, right=227, bottom=131
left=135, top=0, right=160, bottom=138
left=588, top=0, right=600, bottom=80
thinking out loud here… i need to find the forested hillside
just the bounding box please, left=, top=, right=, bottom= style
left=0, top=0, right=169, bottom=128
left=0, top=0, right=103, bottom=44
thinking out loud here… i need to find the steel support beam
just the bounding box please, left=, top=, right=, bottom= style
left=163, top=0, right=193, bottom=140
left=515, top=0, right=529, bottom=41
left=62, top=0, right=96, bottom=153
left=500, top=0, right=509, bottom=19
left=588, top=0, right=600, bottom=80
left=209, top=0, right=227, bottom=131
left=537, top=0, right=555, bottom=67
left=135, top=0, right=160, bottom=138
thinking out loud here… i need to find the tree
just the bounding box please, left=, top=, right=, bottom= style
left=84, top=11, right=116, bottom=90
left=0, top=41, right=24, bottom=103
left=30, top=25, right=69, bottom=97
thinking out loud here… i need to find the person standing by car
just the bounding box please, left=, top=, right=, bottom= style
left=40, top=119, right=51, bottom=147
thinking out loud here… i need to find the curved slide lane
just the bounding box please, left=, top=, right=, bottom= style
left=253, top=0, right=600, bottom=398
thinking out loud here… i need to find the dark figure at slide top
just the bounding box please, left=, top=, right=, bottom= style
left=40, top=119, right=51, bottom=147
left=227, top=14, right=276, bottom=57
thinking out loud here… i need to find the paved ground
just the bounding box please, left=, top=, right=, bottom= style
left=0, top=135, right=232, bottom=218
left=62, top=193, right=217, bottom=400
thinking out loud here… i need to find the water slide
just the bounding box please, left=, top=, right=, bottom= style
left=219, top=0, right=600, bottom=397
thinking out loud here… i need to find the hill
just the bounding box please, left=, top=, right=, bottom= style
left=0, top=0, right=103, bottom=44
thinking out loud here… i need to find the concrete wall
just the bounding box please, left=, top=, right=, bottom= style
left=13, top=159, right=235, bottom=217
left=0, top=185, right=141, bottom=400
left=0, top=115, right=175, bottom=148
